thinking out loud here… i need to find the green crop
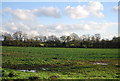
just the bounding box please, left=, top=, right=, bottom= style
left=1, top=46, right=119, bottom=80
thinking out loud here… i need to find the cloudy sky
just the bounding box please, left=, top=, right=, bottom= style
left=1, top=1, right=119, bottom=39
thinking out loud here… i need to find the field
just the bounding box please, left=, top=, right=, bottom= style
left=1, top=46, right=120, bottom=80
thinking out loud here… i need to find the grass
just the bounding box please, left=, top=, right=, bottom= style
left=1, top=46, right=120, bottom=80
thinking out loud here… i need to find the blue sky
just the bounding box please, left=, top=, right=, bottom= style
left=2, top=2, right=118, bottom=23
left=1, top=2, right=119, bottom=39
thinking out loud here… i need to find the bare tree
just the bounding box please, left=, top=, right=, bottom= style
left=95, top=34, right=101, bottom=42
left=2, top=32, right=13, bottom=41
left=60, top=35, right=67, bottom=43
left=13, top=31, right=24, bottom=41
left=48, top=35, right=58, bottom=41
left=70, top=33, right=79, bottom=41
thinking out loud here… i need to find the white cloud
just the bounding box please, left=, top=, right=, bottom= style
left=65, top=5, right=89, bottom=19
left=56, top=25, right=63, bottom=30
left=87, top=1, right=104, bottom=17
left=2, top=21, right=117, bottom=39
left=4, top=8, right=35, bottom=20
left=65, top=1, right=104, bottom=19
left=3, top=7, right=61, bottom=20
left=33, top=7, right=61, bottom=18
left=113, top=6, right=120, bottom=11
left=3, top=1, right=104, bottom=20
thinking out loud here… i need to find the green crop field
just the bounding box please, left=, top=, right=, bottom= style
left=1, top=46, right=120, bottom=80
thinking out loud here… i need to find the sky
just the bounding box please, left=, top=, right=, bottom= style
left=1, top=1, right=119, bottom=39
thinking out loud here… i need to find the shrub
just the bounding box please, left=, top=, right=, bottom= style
left=8, top=72, right=15, bottom=77
left=29, top=76, right=39, bottom=80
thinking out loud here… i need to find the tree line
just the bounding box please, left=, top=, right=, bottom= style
left=1, top=31, right=120, bottom=48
